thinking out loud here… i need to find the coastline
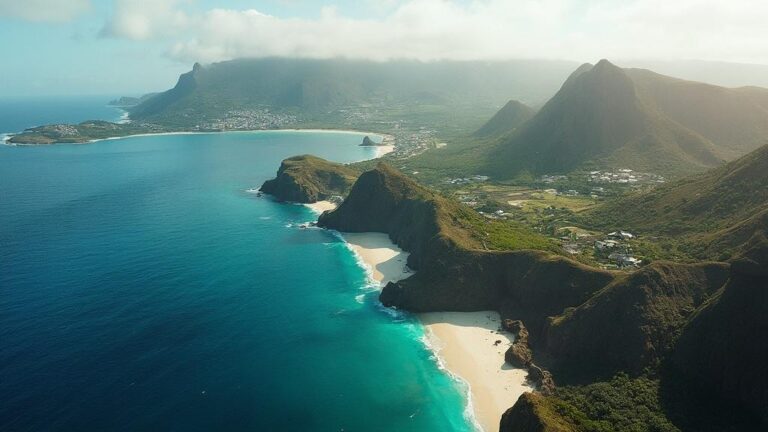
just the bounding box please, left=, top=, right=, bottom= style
left=420, top=312, right=534, bottom=432
left=307, top=200, right=532, bottom=432
left=5, top=127, right=395, bottom=148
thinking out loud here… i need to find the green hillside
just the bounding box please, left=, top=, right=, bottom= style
left=626, top=68, right=768, bottom=159
left=260, top=155, right=359, bottom=203
left=410, top=60, right=768, bottom=181
left=587, top=144, right=768, bottom=258
left=474, top=99, right=535, bottom=138
left=484, top=59, right=723, bottom=179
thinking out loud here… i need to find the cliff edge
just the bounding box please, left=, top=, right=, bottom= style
left=260, top=155, right=359, bottom=203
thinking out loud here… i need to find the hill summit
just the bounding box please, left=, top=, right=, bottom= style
left=485, top=59, right=725, bottom=178
left=474, top=99, right=535, bottom=138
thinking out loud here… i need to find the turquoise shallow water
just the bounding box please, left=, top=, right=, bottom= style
left=0, top=131, right=472, bottom=431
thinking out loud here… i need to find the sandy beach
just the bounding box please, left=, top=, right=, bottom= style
left=342, top=232, right=411, bottom=285
left=304, top=200, right=338, bottom=214
left=421, top=311, right=533, bottom=431
left=305, top=202, right=411, bottom=285
left=374, top=144, right=395, bottom=157
left=330, top=222, right=532, bottom=431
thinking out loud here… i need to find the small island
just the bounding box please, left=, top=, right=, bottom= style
left=359, top=135, right=384, bottom=146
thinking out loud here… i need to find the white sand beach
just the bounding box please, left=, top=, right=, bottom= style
left=374, top=145, right=395, bottom=157
left=420, top=311, right=534, bottom=432
left=342, top=232, right=411, bottom=285
left=307, top=207, right=531, bottom=432
left=304, top=200, right=338, bottom=214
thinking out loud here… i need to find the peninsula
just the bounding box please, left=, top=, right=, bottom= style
left=261, top=143, right=768, bottom=430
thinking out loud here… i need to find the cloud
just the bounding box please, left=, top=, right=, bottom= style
left=105, top=0, right=768, bottom=64
left=100, top=0, right=189, bottom=40
left=0, top=0, right=90, bottom=22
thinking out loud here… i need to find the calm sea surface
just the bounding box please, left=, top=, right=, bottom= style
left=0, top=96, right=125, bottom=135
left=0, top=109, right=472, bottom=431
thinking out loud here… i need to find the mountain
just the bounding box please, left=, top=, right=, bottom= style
left=410, top=59, right=768, bottom=180
left=108, top=93, right=158, bottom=107
left=126, top=57, right=578, bottom=127
left=620, top=59, right=768, bottom=89
left=484, top=59, right=725, bottom=179
left=588, top=144, right=768, bottom=258
left=474, top=100, right=535, bottom=138
left=625, top=68, right=768, bottom=159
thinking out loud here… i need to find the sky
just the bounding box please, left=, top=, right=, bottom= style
left=1, top=0, right=768, bottom=97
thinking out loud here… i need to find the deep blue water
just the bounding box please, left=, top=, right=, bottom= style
left=0, top=96, right=124, bottom=135
left=0, top=131, right=472, bottom=431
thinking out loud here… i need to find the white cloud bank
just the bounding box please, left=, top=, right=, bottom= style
left=100, top=0, right=189, bottom=40
left=0, top=0, right=90, bottom=22
left=105, top=0, right=768, bottom=64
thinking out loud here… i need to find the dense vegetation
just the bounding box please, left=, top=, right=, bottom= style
left=549, top=374, right=678, bottom=432
left=260, top=155, right=359, bottom=203
left=586, top=144, right=768, bottom=260
left=315, top=161, right=559, bottom=254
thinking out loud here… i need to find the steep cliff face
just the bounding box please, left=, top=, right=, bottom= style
left=500, top=393, right=575, bottom=432
left=318, top=162, right=484, bottom=268
left=381, top=249, right=614, bottom=340
left=301, top=161, right=767, bottom=430
left=318, top=163, right=614, bottom=340
left=260, top=155, right=359, bottom=203
left=541, top=261, right=730, bottom=383
left=672, top=232, right=768, bottom=425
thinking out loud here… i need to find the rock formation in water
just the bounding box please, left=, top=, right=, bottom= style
left=260, top=155, right=359, bottom=203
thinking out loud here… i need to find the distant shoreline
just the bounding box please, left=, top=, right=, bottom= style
left=3, top=128, right=395, bottom=150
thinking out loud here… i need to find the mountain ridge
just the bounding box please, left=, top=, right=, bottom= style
left=484, top=59, right=725, bottom=179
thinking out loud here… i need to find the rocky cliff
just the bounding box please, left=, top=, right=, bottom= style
left=541, top=261, right=730, bottom=383
left=307, top=161, right=767, bottom=430
left=671, top=231, right=768, bottom=426
left=318, top=164, right=614, bottom=339
left=499, top=393, right=574, bottom=432
left=260, top=155, right=359, bottom=203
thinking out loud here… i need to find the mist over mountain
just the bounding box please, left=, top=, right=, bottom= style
left=128, top=57, right=579, bottom=126
left=474, top=100, right=535, bottom=138
left=621, top=59, right=768, bottom=89
left=435, top=59, right=768, bottom=180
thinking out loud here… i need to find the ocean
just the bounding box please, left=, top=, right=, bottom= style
left=0, top=101, right=473, bottom=431
left=0, top=96, right=125, bottom=136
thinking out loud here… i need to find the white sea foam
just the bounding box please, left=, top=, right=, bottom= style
left=116, top=111, right=131, bottom=124
left=419, top=326, right=483, bottom=431
left=245, top=188, right=261, bottom=194
left=325, top=229, right=379, bottom=287
left=325, top=225, right=482, bottom=431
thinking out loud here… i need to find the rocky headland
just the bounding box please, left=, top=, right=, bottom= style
left=260, top=155, right=359, bottom=203
left=264, top=156, right=768, bottom=431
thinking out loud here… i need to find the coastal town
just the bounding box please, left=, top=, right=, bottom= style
left=196, top=108, right=298, bottom=130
